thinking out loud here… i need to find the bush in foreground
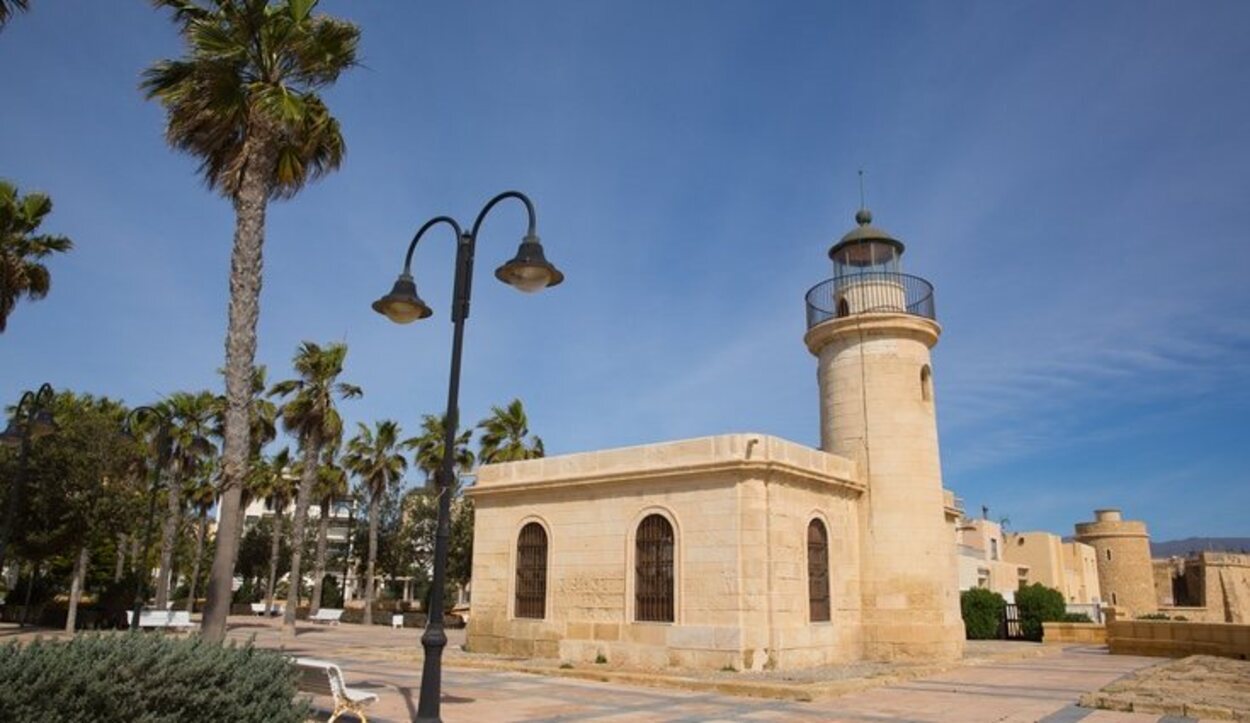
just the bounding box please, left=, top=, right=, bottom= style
left=961, top=588, right=1006, bottom=639
left=0, top=634, right=308, bottom=723
left=1016, top=583, right=1066, bottom=641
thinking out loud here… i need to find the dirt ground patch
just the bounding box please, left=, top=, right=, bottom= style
left=1079, top=654, right=1250, bottom=720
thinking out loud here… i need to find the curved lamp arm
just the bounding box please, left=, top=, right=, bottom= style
left=402, top=216, right=464, bottom=275
left=470, top=190, right=537, bottom=242
left=11, top=383, right=54, bottom=418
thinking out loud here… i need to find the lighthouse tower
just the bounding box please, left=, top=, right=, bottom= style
left=804, top=208, right=964, bottom=661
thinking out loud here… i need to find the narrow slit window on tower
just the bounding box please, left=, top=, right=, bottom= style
left=515, top=522, right=548, bottom=619
left=836, top=297, right=850, bottom=318
left=808, top=519, right=831, bottom=622
left=635, top=514, right=675, bottom=622
left=920, top=365, right=933, bottom=401
left=1106, top=549, right=1113, bottom=562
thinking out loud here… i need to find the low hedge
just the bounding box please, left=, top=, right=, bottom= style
left=0, top=634, right=308, bottom=723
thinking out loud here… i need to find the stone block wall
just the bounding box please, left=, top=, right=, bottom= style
left=1107, top=619, right=1250, bottom=660
left=1042, top=622, right=1107, bottom=645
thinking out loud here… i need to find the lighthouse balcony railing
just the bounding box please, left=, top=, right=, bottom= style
left=805, top=272, right=936, bottom=329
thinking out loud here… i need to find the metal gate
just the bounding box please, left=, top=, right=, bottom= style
left=1001, top=604, right=1026, bottom=640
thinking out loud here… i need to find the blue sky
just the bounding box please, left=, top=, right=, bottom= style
left=2, top=1, right=1247, bottom=541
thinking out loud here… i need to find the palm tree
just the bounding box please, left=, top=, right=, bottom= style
left=269, top=341, right=361, bottom=629
left=0, top=0, right=29, bottom=30
left=477, top=399, right=545, bottom=464
left=406, top=414, right=474, bottom=488
left=144, top=0, right=359, bottom=642
left=344, top=420, right=407, bottom=625
left=154, top=391, right=217, bottom=609
left=214, top=366, right=278, bottom=573
left=309, top=443, right=347, bottom=615
left=0, top=180, right=73, bottom=332
left=182, top=464, right=216, bottom=613
left=249, top=447, right=295, bottom=616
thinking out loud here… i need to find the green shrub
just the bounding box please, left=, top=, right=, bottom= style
left=960, top=588, right=1006, bottom=640
left=1137, top=612, right=1170, bottom=620
left=1060, top=612, right=1093, bottom=623
left=0, top=634, right=308, bottom=723
left=1016, top=583, right=1065, bottom=641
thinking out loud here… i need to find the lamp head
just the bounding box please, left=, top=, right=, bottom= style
left=30, top=409, right=57, bottom=439
left=0, top=423, right=21, bottom=448
left=495, top=234, right=564, bottom=293
left=372, top=273, right=433, bottom=324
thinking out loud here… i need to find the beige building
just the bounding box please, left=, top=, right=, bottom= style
left=1004, top=531, right=1102, bottom=604
left=467, top=209, right=966, bottom=670
left=1155, top=551, right=1250, bottom=623
left=957, top=518, right=1028, bottom=602
left=1074, top=509, right=1156, bottom=616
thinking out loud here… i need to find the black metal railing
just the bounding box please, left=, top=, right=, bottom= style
left=805, top=271, right=936, bottom=329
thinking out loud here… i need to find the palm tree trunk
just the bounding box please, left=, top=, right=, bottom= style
left=186, top=508, right=208, bottom=613
left=282, top=429, right=321, bottom=630
left=20, top=560, right=39, bottom=627
left=114, top=533, right=126, bottom=583
left=65, top=545, right=90, bottom=633
left=264, top=514, right=281, bottom=615
left=364, top=495, right=380, bottom=626
left=201, top=123, right=278, bottom=643
left=311, top=499, right=330, bottom=615
left=155, top=475, right=182, bottom=609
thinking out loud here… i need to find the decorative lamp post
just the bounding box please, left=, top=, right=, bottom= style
left=122, top=406, right=173, bottom=630
left=372, top=190, right=562, bottom=722
left=0, top=383, right=58, bottom=575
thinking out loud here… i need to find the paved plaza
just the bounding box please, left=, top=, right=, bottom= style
left=213, top=619, right=1188, bottom=722
left=0, top=618, right=1211, bottom=721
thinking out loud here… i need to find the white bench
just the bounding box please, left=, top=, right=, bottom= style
left=250, top=602, right=283, bottom=617
left=134, top=609, right=197, bottom=631
left=294, top=658, right=378, bottom=723
left=310, top=608, right=344, bottom=625
left=391, top=613, right=404, bottom=630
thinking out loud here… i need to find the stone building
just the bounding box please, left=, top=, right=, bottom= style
left=1004, top=531, right=1102, bottom=605
left=1073, top=509, right=1156, bottom=615
left=1155, top=551, right=1250, bottom=623
left=466, top=208, right=966, bottom=670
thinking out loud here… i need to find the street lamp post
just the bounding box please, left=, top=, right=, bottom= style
left=0, top=383, right=58, bottom=577
left=372, top=190, right=563, bottom=722
left=123, top=406, right=173, bottom=630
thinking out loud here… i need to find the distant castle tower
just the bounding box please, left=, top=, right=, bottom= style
left=1074, top=508, right=1157, bottom=615
left=804, top=207, right=964, bottom=661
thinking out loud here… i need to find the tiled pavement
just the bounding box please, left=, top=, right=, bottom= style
left=215, top=620, right=1184, bottom=723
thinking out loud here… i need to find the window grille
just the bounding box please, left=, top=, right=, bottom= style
left=808, top=519, right=831, bottom=622
left=515, top=522, right=547, bottom=619
left=635, top=514, right=675, bottom=622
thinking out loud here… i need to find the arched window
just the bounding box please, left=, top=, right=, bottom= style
left=635, top=514, right=675, bottom=622
left=836, top=297, right=850, bottom=318
left=515, top=523, right=548, bottom=619
left=807, top=519, right=831, bottom=622
left=920, top=365, right=933, bottom=401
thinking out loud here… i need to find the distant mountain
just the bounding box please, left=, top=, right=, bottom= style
left=1151, top=537, right=1250, bottom=557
